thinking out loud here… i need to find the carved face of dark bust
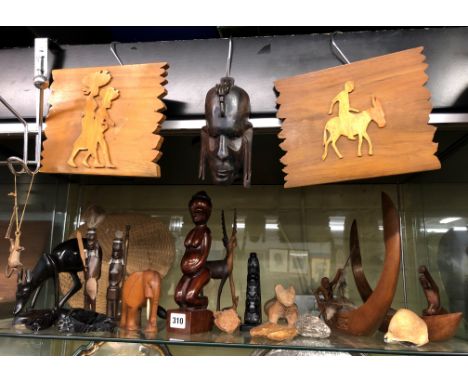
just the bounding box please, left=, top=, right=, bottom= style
left=200, top=77, right=253, bottom=187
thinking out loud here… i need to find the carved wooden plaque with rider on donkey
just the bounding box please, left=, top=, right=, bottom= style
left=275, top=47, right=441, bottom=188
left=41, top=63, right=168, bottom=177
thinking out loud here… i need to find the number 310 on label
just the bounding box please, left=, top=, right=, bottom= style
left=169, top=313, right=186, bottom=329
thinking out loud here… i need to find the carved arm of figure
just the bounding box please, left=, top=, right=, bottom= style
left=328, top=97, right=339, bottom=115
left=349, top=106, right=360, bottom=113
left=418, top=265, right=447, bottom=316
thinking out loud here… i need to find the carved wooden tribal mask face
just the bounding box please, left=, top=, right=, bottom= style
left=200, top=76, right=253, bottom=187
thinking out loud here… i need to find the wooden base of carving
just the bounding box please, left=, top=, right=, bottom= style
left=166, top=308, right=213, bottom=335
left=422, top=312, right=463, bottom=342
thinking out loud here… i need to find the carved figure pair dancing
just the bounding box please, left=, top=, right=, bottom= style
left=67, top=70, right=120, bottom=169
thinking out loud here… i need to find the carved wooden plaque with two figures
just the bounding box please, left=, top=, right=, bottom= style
left=275, top=47, right=441, bottom=188
left=41, top=63, right=168, bottom=177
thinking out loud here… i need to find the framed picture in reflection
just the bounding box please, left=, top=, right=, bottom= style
left=288, top=250, right=309, bottom=274
left=268, top=248, right=288, bottom=273
left=310, top=257, right=331, bottom=284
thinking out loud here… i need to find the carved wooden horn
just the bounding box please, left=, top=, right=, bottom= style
left=340, top=192, right=401, bottom=336
left=350, top=220, right=374, bottom=302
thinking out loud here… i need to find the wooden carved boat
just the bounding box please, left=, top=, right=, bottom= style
left=418, top=265, right=463, bottom=341
left=422, top=312, right=463, bottom=342
left=319, top=192, right=401, bottom=336
left=350, top=221, right=463, bottom=341
left=349, top=219, right=396, bottom=332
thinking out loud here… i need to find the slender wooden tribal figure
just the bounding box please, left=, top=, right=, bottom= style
left=106, top=231, right=125, bottom=320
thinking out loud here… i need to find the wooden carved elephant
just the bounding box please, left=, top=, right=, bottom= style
left=120, top=270, right=161, bottom=332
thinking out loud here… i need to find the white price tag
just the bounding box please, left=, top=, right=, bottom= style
left=169, top=312, right=186, bottom=329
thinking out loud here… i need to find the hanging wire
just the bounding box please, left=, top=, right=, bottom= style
left=330, top=33, right=351, bottom=65
left=225, top=37, right=233, bottom=77
left=110, top=42, right=124, bottom=66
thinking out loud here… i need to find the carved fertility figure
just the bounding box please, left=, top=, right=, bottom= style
left=83, top=228, right=103, bottom=311
left=242, top=252, right=262, bottom=329
left=106, top=231, right=125, bottom=320
left=174, top=191, right=212, bottom=309
left=200, top=76, right=253, bottom=187
left=120, top=270, right=161, bottom=332
left=322, top=82, right=386, bottom=160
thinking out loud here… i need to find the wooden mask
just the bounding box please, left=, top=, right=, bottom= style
left=199, top=76, right=253, bottom=187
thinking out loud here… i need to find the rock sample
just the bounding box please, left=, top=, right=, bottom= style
left=296, top=314, right=331, bottom=338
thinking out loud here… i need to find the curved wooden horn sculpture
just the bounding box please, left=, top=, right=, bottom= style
left=332, top=192, right=401, bottom=336
left=350, top=219, right=396, bottom=332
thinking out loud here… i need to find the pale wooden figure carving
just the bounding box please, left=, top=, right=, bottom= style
left=7, top=236, right=24, bottom=275
left=41, top=63, right=168, bottom=178
left=264, top=284, right=299, bottom=327
left=275, top=47, right=441, bottom=188
left=322, top=83, right=386, bottom=160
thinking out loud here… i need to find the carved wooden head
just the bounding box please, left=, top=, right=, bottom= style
left=200, top=77, right=253, bottom=187
left=275, top=284, right=296, bottom=307
left=81, top=70, right=112, bottom=96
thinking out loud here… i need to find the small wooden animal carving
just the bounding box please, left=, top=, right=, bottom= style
left=322, top=81, right=386, bottom=160
left=264, top=284, right=298, bottom=327
left=120, top=270, right=161, bottom=332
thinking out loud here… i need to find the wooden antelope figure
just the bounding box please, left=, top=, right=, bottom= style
left=206, top=209, right=239, bottom=311
left=322, top=95, right=386, bottom=160
left=14, top=238, right=86, bottom=316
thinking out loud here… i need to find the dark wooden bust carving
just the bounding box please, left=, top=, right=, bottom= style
left=174, top=191, right=212, bottom=309
left=199, top=76, right=253, bottom=187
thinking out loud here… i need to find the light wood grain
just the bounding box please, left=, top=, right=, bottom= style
left=275, top=47, right=440, bottom=188
left=41, top=63, right=168, bottom=177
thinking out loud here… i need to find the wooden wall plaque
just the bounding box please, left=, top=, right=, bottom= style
left=275, top=47, right=440, bottom=188
left=41, top=63, right=168, bottom=177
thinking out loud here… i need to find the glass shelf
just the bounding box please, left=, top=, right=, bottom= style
left=1, top=319, right=468, bottom=355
